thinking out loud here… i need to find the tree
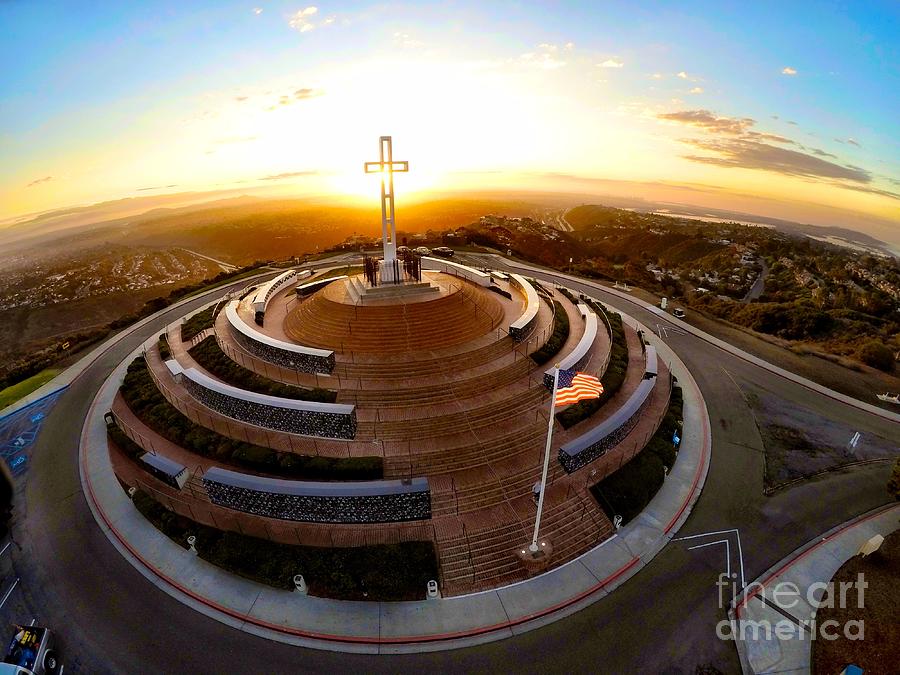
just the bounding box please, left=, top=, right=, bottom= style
left=857, top=340, right=895, bottom=371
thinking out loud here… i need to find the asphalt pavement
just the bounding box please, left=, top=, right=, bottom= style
left=2, top=255, right=895, bottom=674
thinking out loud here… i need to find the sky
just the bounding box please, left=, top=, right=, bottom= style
left=2, top=1, right=899, bottom=241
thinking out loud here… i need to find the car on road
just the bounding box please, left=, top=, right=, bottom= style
left=1, top=624, right=59, bottom=674
left=672, top=308, right=686, bottom=319
left=413, top=246, right=431, bottom=256
left=432, top=246, right=454, bottom=258
left=396, top=245, right=410, bottom=255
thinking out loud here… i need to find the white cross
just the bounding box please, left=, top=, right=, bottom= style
left=364, top=136, right=409, bottom=265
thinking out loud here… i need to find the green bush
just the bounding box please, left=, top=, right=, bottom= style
left=106, top=424, right=144, bottom=460
left=157, top=334, right=171, bottom=361
left=591, top=385, right=684, bottom=525
left=888, top=457, right=900, bottom=501
left=531, top=301, right=570, bottom=365
left=557, top=309, right=628, bottom=429
left=189, top=336, right=336, bottom=402
left=181, top=306, right=216, bottom=342
left=119, top=357, right=381, bottom=480
left=857, top=339, right=895, bottom=371
left=132, top=490, right=437, bottom=600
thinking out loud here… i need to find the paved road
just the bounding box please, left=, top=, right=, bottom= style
left=741, top=259, right=769, bottom=303
left=2, top=256, right=895, bottom=674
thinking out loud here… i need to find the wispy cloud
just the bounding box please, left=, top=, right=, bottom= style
left=847, top=137, right=861, bottom=147
left=520, top=44, right=566, bottom=70
left=679, top=137, right=872, bottom=183
left=650, top=73, right=663, bottom=79
left=598, top=58, right=624, bottom=68
left=393, top=32, right=424, bottom=48
left=811, top=147, right=837, bottom=159
left=657, top=110, right=754, bottom=135
left=259, top=171, right=318, bottom=181
left=253, top=7, right=262, bottom=15
left=136, top=184, right=178, bottom=191
left=288, top=6, right=334, bottom=33
left=264, top=87, right=323, bottom=110
left=689, top=86, right=704, bottom=94
left=781, top=66, right=797, bottom=75
left=234, top=95, right=249, bottom=102
left=676, top=71, right=688, bottom=79
left=27, top=176, right=53, bottom=187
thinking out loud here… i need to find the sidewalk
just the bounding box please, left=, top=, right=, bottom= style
left=79, top=306, right=711, bottom=653
left=729, top=503, right=899, bottom=674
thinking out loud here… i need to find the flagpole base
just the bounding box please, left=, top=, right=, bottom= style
left=516, top=540, right=554, bottom=574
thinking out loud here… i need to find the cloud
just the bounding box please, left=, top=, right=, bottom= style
left=259, top=171, right=318, bottom=181
left=847, top=137, right=861, bottom=147
left=520, top=44, right=566, bottom=70
left=234, top=95, right=249, bottom=102
left=564, top=42, right=575, bottom=51
left=745, top=131, right=795, bottom=144
left=651, top=73, right=663, bottom=79
left=781, top=66, right=797, bottom=75
left=657, top=109, right=755, bottom=134
left=811, top=147, right=837, bottom=159
left=676, top=71, right=688, bottom=79
left=288, top=6, right=320, bottom=32
left=136, top=184, right=178, bottom=191
left=689, top=87, right=704, bottom=94
left=26, top=176, right=53, bottom=187
left=263, top=87, right=322, bottom=110
left=787, top=120, right=798, bottom=125
left=393, top=32, right=424, bottom=48
left=253, top=7, right=262, bottom=15
left=679, top=137, right=872, bottom=183
left=598, top=58, right=624, bottom=68
left=294, top=87, right=318, bottom=99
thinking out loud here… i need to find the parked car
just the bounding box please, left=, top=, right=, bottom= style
left=396, top=245, right=410, bottom=254
left=413, top=246, right=431, bottom=256
left=672, top=308, right=686, bottom=319
left=432, top=246, right=454, bottom=258
left=1, top=624, right=59, bottom=674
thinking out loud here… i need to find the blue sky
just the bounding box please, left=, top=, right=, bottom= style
left=1, top=1, right=898, bottom=239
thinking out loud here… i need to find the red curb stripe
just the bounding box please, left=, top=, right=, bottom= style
left=734, top=504, right=897, bottom=617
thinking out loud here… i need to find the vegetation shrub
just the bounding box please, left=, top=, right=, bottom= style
left=119, top=357, right=381, bottom=480
left=857, top=340, right=894, bottom=372
left=157, top=334, right=171, bottom=361
left=180, top=306, right=216, bottom=342
left=557, top=286, right=578, bottom=304
left=887, top=457, right=900, bottom=501
left=591, top=385, right=684, bottom=525
left=106, top=424, right=144, bottom=460
left=531, top=301, right=570, bottom=365
left=189, top=336, right=336, bottom=402
left=132, top=490, right=437, bottom=600
left=557, top=308, right=629, bottom=429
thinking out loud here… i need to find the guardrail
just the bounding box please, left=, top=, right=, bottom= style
left=558, top=346, right=660, bottom=473
left=225, top=300, right=335, bottom=374
left=420, top=257, right=492, bottom=286
left=543, top=304, right=598, bottom=387
left=166, top=360, right=356, bottom=439
left=202, top=467, right=431, bottom=523
left=508, top=273, right=541, bottom=342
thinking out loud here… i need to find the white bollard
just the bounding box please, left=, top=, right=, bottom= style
left=187, top=535, right=198, bottom=555
left=613, top=515, right=623, bottom=530
left=293, top=574, right=308, bottom=595
left=127, top=487, right=137, bottom=500
left=426, top=579, right=440, bottom=600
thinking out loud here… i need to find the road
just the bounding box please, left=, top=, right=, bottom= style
left=2, top=255, right=895, bottom=674
left=741, top=259, right=769, bottom=303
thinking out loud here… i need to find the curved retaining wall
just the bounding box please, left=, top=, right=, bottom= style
left=544, top=304, right=598, bottom=387
left=202, top=467, right=431, bottom=523
left=251, top=269, right=308, bottom=316
left=558, top=346, right=660, bottom=473
left=225, top=301, right=335, bottom=374
left=420, top=257, right=492, bottom=286
left=166, top=360, right=356, bottom=440
left=508, top=273, right=540, bottom=342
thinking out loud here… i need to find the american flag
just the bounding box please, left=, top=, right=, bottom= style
left=555, top=368, right=604, bottom=406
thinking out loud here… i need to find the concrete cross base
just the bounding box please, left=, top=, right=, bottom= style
left=378, top=258, right=401, bottom=284
left=516, top=540, right=554, bottom=573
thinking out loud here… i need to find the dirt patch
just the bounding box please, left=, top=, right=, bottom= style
left=812, top=527, right=900, bottom=675
left=740, top=381, right=897, bottom=488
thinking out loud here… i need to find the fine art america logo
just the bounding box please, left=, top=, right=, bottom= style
left=715, top=573, right=867, bottom=641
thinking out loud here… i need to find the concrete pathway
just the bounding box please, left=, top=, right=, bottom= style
left=729, top=503, right=899, bottom=674
left=79, top=303, right=711, bottom=653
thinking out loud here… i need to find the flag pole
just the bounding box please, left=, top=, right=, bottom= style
left=530, top=365, right=560, bottom=553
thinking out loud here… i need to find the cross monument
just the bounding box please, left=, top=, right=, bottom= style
left=364, top=136, right=409, bottom=283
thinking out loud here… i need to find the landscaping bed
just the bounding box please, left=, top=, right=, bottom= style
left=557, top=307, right=628, bottom=429
left=180, top=305, right=217, bottom=342
left=531, top=300, right=570, bottom=365
left=157, top=334, right=171, bottom=360
left=188, top=336, right=336, bottom=402
left=119, top=357, right=382, bottom=480
left=132, top=489, right=437, bottom=601
left=591, top=385, right=683, bottom=524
